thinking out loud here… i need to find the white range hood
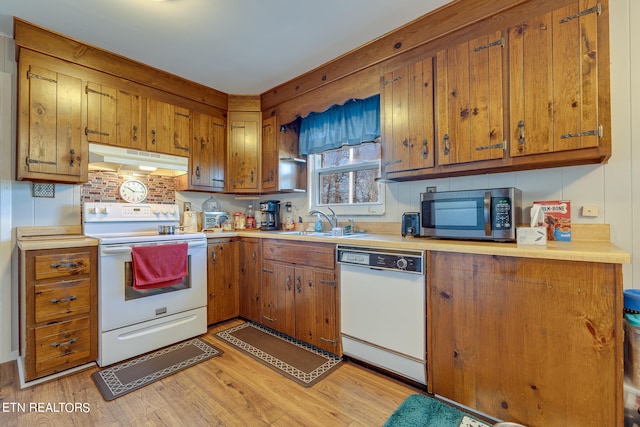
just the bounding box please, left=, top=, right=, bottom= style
left=88, top=143, right=188, bottom=176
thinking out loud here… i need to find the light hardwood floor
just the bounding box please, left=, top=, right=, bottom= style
left=0, top=319, right=421, bottom=426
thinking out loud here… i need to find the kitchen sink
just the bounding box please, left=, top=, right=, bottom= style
left=273, top=230, right=368, bottom=238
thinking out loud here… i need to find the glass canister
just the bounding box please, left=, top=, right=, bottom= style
left=234, top=211, right=247, bottom=230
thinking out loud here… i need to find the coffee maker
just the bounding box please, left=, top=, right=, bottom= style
left=260, top=200, right=281, bottom=230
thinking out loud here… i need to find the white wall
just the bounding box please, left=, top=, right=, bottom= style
left=0, top=0, right=637, bottom=363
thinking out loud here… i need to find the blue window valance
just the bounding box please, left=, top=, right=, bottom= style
left=299, top=94, right=380, bottom=155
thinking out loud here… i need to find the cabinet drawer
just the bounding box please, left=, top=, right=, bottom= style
left=34, top=278, right=91, bottom=323
left=34, top=251, right=92, bottom=280
left=34, top=317, right=91, bottom=373
left=263, top=240, right=335, bottom=270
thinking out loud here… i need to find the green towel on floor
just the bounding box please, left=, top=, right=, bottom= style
left=384, top=394, right=490, bottom=427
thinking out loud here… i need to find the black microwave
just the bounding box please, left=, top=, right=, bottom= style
left=420, top=188, right=522, bottom=242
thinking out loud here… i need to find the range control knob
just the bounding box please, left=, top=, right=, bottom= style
left=396, top=257, right=408, bottom=270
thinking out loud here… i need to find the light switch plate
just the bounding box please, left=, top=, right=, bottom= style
left=582, top=206, right=599, bottom=217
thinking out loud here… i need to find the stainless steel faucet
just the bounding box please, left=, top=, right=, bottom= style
left=309, top=207, right=338, bottom=229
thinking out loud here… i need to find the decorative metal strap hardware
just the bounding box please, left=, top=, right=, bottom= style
left=86, top=87, right=114, bottom=98
left=85, top=128, right=110, bottom=137
left=443, top=134, right=450, bottom=155
left=50, top=295, right=78, bottom=304
left=174, top=144, right=190, bottom=152
left=263, top=268, right=274, bottom=273
left=231, top=125, right=245, bottom=130
left=213, top=122, right=226, bottom=128
left=319, top=280, right=336, bottom=287
left=476, top=141, right=506, bottom=151
left=175, top=112, right=191, bottom=119
left=517, top=121, right=525, bottom=145
left=560, top=4, right=601, bottom=23
left=474, top=38, right=505, bottom=52
left=50, top=338, right=77, bottom=348
left=422, top=139, right=429, bottom=159
left=262, top=315, right=275, bottom=323
left=382, top=159, right=402, bottom=167
left=382, top=76, right=402, bottom=86
left=560, top=125, right=603, bottom=139
left=319, top=337, right=337, bottom=346
left=27, top=158, right=57, bottom=165
left=27, top=71, right=56, bottom=83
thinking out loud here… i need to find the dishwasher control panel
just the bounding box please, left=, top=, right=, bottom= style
left=336, top=245, right=424, bottom=274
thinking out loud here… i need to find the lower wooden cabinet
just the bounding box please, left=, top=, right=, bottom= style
left=19, top=246, right=98, bottom=382
left=262, top=240, right=339, bottom=354
left=207, top=238, right=238, bottom=324
left=238, top=238, right=262, bottom=323
left=429, top=251, right=623, bottom=426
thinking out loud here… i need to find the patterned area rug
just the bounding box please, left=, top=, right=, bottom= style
left=215, top=321, right=342, bottom=387
left=92, top=338, right=222, bottom=401
left=384, top=394, right=493, bottom=427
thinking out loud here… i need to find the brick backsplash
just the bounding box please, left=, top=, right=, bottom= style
left=82, top=171, right=176, bottom=203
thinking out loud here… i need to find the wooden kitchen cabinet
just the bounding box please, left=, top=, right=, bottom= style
left=207, top=238, right=237, bottom=324
left=261, top=115, right=278, bottom=192
left=436, top=31, right=505, bottom=166
left=17, top=51, right=86, bottom=183
left=381, top=57, right=435, bottom=176
left=237, top=238, right=262, bottom=323
left=262, top=240, right=339, bottom=354
left=19, top=246, right=98, bottom=382
left=177, top=111, right=226, bottom=192
left=146, top=99, right=191, bottom=156
left=227, top=110, right=261, bottom=192
left=508, top=1, right=603, bottom=157
left=429, top=251, right=622, bottom=426
left=86, top=81, right=144, bottom=151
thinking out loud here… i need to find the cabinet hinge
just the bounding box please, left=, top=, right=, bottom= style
left=26, top=157, right=57, bottom=166
left=475, top=141, right=506, bottom=151
left=263, top=315, right=275, bottom=323
left=560, top=125, right=603, bottom=139
left=174, top=144, right=190, bottom=152
left=86, top=87, right=115, bottom=98
left=474, top=38, right=505, bottom=52
left=560, top=3, right=601, bottom=23
left=175, top=112, right=191, bottom=119
left=27, top=71, right=56, bottom=83
left=231, top=125, right=245, bottom=130
left=263, top=268, right=274, bottom=273
left=319, top=280, right=336, bottom=287
left=383, top=159, right=402, bottom=167
left=85, top=127, right=110, bottom=137
left=319, top=337, right=337, bottom=346
left=213, top=122, right=226, bottom=128
left=382, top=76, right=402, bottom=86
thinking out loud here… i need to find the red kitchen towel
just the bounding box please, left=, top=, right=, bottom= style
left=131, top=243, right=188, bottom=290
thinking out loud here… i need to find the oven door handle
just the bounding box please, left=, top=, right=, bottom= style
left=100, top=240, right=207, bottom=254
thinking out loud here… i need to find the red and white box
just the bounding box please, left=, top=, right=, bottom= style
left=532, top=200, right=571, bottom=241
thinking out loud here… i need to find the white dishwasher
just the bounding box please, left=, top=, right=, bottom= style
left=337, top=244, right=426, bottom=385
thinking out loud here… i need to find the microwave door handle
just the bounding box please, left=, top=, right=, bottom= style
left=483, top=192, right=492, bottom=236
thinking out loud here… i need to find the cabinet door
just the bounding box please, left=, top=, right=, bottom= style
left=261, top=115, right=278, bottom=192
left=86, top=82, right=143, bottom=150
left=262, top=261, right=295, bottom=335
left=189, top=112, right=225, bottom=191
left=146, top=99, right=191, bottom=156
left=238, top=239, right=262, bottom=323
left=207, top=240, right=237, bottom=324
left=228, top=111, right=260, bottom=192
left=18, top=63, right=85, bottom=182
left=436, top=31, right=505, bottom=165
left=430, top=251, right=621, bottom=426
left=381, top=57, right=435, bottom=174
left=509, top=1, right=601, bottom=157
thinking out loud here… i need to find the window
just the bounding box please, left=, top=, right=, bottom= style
left=308, top=143, right=384, bottom=216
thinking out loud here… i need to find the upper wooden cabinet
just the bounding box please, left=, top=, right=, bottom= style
left=86, top=82, right=144, bottom=151
left=17, top=57, right=86, bottom=183
left=177, top=111, right=226, bottom=192
left=146, top=99, right=191, bottom=157
left=227, top=110, right=261, bottom=192
left=436, top=31, right=505, bottom=166
left=381, top=57, right=435, bottom=175
left=508, top=1, right=602, bottom=157
left=261, top=116, right=278, bottom=192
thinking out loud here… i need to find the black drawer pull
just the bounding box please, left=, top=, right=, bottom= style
left=50, top=296, right=77, bottom=304
left=50, top=338, right=77, bottom=348
left=50, top=262, right=81, bottom=269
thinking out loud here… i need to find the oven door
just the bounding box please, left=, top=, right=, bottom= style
left=98, top=238, right=207, bottom=332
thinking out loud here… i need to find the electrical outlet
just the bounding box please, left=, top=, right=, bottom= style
left=582, top=206, right=599, bottom=217
left=426, top=186, right=437, bottom=193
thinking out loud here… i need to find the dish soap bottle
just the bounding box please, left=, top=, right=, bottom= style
left=315, top=213, right=323, bottom=232
left=285, top=202, right=295, bottom=230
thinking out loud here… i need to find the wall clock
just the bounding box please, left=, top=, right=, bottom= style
left=119, top=179, right=148, bottom=203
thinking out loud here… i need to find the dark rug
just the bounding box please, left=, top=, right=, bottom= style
left=92, top=338, right=222, bottom=401
left=384, top=394, right=492, bottom=427
left=215, top=321, right=342, bottom=387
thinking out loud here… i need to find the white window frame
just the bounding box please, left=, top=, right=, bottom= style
left=307, top=145, right=385, bottom=216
